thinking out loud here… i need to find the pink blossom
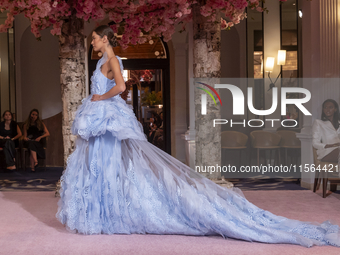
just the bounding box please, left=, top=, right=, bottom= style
left=83, top=0, right=95, bottom=14
left=32, top=0, right=43, bottom=5
left=138, top=37, right=147, bottom=44
left=221, top=18, right=228, bottom=29
left=0, top=0, right=285, bottom=48
left=175, top=12, right=182, bottom=18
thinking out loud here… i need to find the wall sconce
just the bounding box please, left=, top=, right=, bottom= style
left=298, top=9, right=303, bottom=18
left=265, top=50, right=286, bottom=90
left=265, top=57, right=274, bottom=73
left=277, top=50, right=286, bottom=65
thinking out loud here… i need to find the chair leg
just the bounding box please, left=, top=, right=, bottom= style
left=330, top=183, right=338, bottom=192
left=239, top=150, right=242, bottom=169
left=257, top=149, right=260, bottom=166
left=18, top=150, right=21, bottom=169
left=249, top=148, right=252, bottom=166
left=313, top=170, right=320, bottom=192
left=22, top=150, right=25, bottom=171
left=322, top=178, right=328, bottom=198
left=24, top=150, right=28, bottom=171
left=285, top=148, right=288, bottom=165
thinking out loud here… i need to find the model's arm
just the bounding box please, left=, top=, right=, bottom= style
left=12, top=125, right=22, bottom=141
left=23, top=124, right=29, bottom=141
left=91, top=57, right=126, bottom=101
left=36, top=123, right=50, bottom=142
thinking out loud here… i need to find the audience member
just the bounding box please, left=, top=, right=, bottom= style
left=312, top=99, right=340, bottom=163
left=0, top=111, right=22, bottom=170
left=147, top=117, right=158, bottom=143
left=23, top=109, right=50, bottom=172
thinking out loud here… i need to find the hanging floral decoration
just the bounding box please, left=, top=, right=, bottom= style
left=1, top=0, right=286, bottom=48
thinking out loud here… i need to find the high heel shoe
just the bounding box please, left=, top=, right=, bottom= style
left=35, top=162, right=39, bottom=170
left=31, top=162, right=38, bottom=172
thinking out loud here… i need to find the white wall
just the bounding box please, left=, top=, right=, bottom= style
left=15, top=14, right=61, bottom=121
left=0, top=13, right=10, bottom=114
left=220, top=21, right=247, bottom=121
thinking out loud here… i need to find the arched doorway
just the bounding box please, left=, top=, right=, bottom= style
left=87, top=38, right=171, bottom=154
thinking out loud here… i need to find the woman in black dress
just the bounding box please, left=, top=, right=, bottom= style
left=23, top=109, right=50, bottom=172
left=0, top=111, right=22, bottom=170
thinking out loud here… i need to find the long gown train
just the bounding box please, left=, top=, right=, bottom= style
left=56, top=52, right=340, bottom=248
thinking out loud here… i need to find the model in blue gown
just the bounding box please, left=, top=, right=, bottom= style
left=56, top=52, right=340, bottom=248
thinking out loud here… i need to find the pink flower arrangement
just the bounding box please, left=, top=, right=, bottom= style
left=0, top=0, right=286, bottom=47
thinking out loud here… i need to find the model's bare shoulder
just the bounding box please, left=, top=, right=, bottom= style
left=108, top=56, right=121, bottom=76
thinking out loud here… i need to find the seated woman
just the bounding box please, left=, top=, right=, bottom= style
left=312, top=99, right=340, bottom=162
left=153, top=112, right=164, bottom=149
left=22, top=109, right=50, bottom=172
left=147, top=117, right=158, bottom=143
left=0, top=111, right=22, bottom=170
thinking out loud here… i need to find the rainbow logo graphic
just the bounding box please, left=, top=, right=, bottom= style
left=196, top=82, right=222, bottom=115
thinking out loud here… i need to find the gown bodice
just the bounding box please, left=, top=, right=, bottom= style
left=71, top=52, right=147, bottom=142
left=90, top=53, right=124, bottom=96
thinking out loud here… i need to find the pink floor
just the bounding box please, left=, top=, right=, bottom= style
left=0, top=190, right=339, bottom=255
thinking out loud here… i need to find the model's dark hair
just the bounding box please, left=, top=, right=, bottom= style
left=24, top=109, right=44, bottom=131
left=321, top=99, right=340, bottom=129
left=94, top=25, right=118, bottom=47
left=2, top=110, right=13, bottom=119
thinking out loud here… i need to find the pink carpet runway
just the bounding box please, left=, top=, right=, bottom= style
left=0, top=190, right=339, bottom=255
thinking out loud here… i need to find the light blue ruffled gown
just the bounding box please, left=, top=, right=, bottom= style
left=56, top=52, right=340, bottom=248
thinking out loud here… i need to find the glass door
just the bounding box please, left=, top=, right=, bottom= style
left=125, top=69, right=165, bottom=151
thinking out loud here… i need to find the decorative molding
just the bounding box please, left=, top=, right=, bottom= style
left=319, top=0, right=340, bottom=77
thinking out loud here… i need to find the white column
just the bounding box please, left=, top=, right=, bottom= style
left=181, top=22, right=196, bottom=169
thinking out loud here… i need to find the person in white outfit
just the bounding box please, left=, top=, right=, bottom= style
left=312, top=99, right=340, bottom=162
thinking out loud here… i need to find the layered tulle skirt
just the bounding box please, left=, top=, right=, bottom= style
left=56, top=133, right=340, bottom=248
left=56, top=95, right=340, bottom=248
